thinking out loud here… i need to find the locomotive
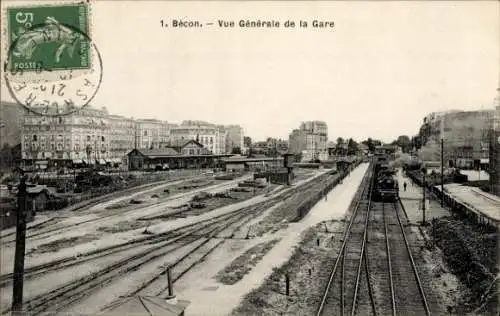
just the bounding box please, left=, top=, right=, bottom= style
left=372, top=160, right=399, bottom=202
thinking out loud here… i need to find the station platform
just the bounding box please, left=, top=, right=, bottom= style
left=396, top=170, right=451, bottom=223
left=436, top=183, right=500, bottom=225
left=400, top=168, right=499, bottom=228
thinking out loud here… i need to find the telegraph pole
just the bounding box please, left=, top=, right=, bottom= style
left=441, top=138, right=444, bottom=207
left=422, top=169, right=426, bottom=225
left=12, top=174, right=28, bottom=313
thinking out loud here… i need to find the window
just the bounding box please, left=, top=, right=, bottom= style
left=144, top=130, right=148, bottom=136
left=101, top=136, right=105, bottom=142
left=58, top=117, right=63, bottom=124
left=32, top=135, right=37, bottom=141
left=87, top=135, right=91, bottom=141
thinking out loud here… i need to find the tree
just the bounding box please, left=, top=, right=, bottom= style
left=0, top=143, right=12, bottom=167
left=362, top=138, right=377, bottom=153
left=231, top=147, right=241, bottom=155
left=86, top=145, right=92, bottom=164
left=347, top=138, right=359, bottom=155
left=294, top=152, right=303, bottom=163
left=395, top=135, right=411, bottom=153
left=419, top=140, right=440, bottom=161
left=243, top=136, right=252, bottom=148
left=410, top=136, right=422, bottom=151
left=418, top=122, right=432, bottom=146
left=336, top=137, right=344, bottom=146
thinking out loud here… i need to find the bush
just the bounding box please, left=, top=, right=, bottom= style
left=190, top=201, right=206, bottom=209
left=214, top=192, right=233, bottom=199
left=46, top=197, right=69, bottom=210
left=192, top=192, right=212, bottom=201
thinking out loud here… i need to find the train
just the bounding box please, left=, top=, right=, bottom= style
left=372, top=158, right=399, bottom=202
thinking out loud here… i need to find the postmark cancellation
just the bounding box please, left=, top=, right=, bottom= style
left=2, top=1, right=102, bottom=117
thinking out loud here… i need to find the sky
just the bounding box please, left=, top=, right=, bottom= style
left=1, top=1, right=499, bottom=143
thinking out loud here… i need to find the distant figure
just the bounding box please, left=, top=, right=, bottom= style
left=403, top=181, right=407, bottom=192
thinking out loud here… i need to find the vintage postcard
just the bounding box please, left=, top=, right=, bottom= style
left=0, top=1, right=498, bottom=316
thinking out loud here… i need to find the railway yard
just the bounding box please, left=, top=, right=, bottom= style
left=0, top=162, right=498, bottom=315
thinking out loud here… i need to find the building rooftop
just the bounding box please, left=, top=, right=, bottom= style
left=136, top=148, right=180, bottom=157
left=101, top=295, right=190, bottom=316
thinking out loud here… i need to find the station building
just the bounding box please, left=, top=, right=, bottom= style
left=127, top=140, right=231, bottom=170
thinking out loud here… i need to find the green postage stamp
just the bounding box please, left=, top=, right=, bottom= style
left=7, top=2, right=90, bottom=72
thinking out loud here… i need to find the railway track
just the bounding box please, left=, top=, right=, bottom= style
left=316, top=165, right=376, bottom=316
left=2, top=170, right=340, bottom=315
left=0, top=177, right=245, bottom=247
left=384, top=201, right=431, bottom=315
left=317, top=164, right=433, bottom=316
left=1, top=171, right=321, bottom=288
left=0, top=175, right=211, bottom=240
left=25, top=180, right=309, bottom=315
left=0, top=209, right=248, bottom=315
left=0, top=208, right=246, bottom=287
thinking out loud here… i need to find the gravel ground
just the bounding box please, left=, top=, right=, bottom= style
left=26, top=233, right=102, bottom=255
left=215, top=239, right=281, bottom=285
left=232, top=220, right=344, bottom=315
left=103, top=179, right=220, bottom=210
left=251, top=173, right=341, bottom=237
left=420, top=245, right=464, bottom=314
left=135, top=185, right=279, bottom=221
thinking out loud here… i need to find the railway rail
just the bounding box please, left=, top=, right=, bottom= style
left=0, top=177, right=245, bottom=246
left=384, top=201, right=431, bottom=315
left=0, top=208, right=246, bottom=287
left=0, top=174, right=214, bottom=240
left=0, top=210, right=247, bottom=315
left=317, top=164, right=433, bottom=316
left=2, top=169, right=341, bottom=315
left=316, top=165, right=376, bottom=316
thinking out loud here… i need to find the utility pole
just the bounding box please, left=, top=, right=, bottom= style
left=440, top=138, right=444, bottom=207
left=12, top=174, right=27, bottom=313
left=422, top=170, right=426, bottom=225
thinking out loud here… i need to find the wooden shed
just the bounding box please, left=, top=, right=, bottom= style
left=26, top=184, right=51, bottom=212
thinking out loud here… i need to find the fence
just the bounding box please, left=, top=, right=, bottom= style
left=293, top=160, right=361, bottom=221
left=406, top=170, right=499, bottom=229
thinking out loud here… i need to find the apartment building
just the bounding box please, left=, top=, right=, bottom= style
left=22, top=106, right=111, bottom=168
left=289, top=121, right=329, bottom=161
left=420, top=109, right=494, bottom=168
left=288, top=129, right=307, bottom=154
left=225, top=125, right=244, bottom=154
left=135, top=119, right=163, bottom=149
left=108, top=114, right=136, bottom=164
left=170, top=121, right=227, bottom=154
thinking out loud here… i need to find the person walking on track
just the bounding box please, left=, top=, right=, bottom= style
left=403, top=181, right=407, bottom=192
